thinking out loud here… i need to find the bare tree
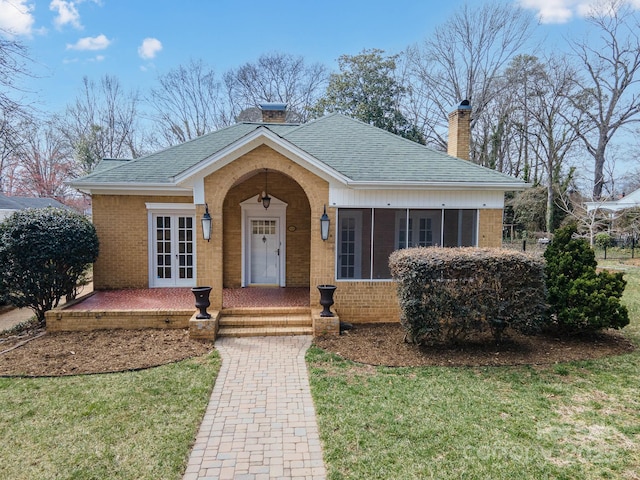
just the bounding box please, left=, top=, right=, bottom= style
left=224, top=52, right=328, bottom=123
left=511, top=55, right=582, bottom=232
left=0, top=108, right=27, bottom=193
left=148, top=59, right=228, bottom=145
left=406, top=2, right=536, bottom=152
left=566, top=0, right=640, bottom=199
left=12, top=118, right=76, bottom=201
left=556, top=190, right=614, bottom=245
left=0, top=32, right=32, bottom=114
left=58, top=75, right=145, bottom=174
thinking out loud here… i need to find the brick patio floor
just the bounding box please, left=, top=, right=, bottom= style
left=183, top=336, right=326, bottom=480
left=64, top=287, right=310, bottom=311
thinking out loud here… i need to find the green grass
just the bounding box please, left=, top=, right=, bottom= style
left=0, top=352, right=220, bottom=480
left=308, top=263, right=640, bottom=479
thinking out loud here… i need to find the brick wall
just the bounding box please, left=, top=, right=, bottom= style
left=478, top=209, right=503, bottom=247
left=333, top=281, right=400, bottom=323
left=92, top=194, right=193, bottom=289
left=201, top=144, right=333, bottom=310
left=223, top=170, right=311, bottom=287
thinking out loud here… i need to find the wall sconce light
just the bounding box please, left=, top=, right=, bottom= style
left=201, top=203, right=212, bottom=242
left=261, top=168, right=271, bottom=210
left=320, top=205, right=330, bottom=241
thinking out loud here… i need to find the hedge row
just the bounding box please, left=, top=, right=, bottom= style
left=389, top=247, right=547, bottom=344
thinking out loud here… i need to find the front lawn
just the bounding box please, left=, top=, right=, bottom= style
left=308, top=262, right=640, bottom=479
left=0, top=352, right=220, bottom=480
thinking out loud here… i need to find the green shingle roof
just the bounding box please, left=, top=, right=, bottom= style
left=72, top=114, right=524, bottom=187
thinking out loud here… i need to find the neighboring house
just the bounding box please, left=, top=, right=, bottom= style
left=585, top=188, right=640, bottom=213
left=0, top=194, right=67, bottom=222
left=70, top=103, right=527, bottom=323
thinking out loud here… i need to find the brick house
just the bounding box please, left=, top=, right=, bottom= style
left=70, top=103, right=526, bottom=324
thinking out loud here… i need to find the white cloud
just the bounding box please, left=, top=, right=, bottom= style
left=138, top=37, right=162, bottom=59
left=519, top=0, right=640, bottom=24
left=66, top=33, right=110, bottom=50
left=0, top=0, right=35, bottom=37
left=50, top=0, right=81, bottom=29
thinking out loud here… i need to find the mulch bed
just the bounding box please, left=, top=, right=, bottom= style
left=0, top=322, right=635, bottom=377
left=0, top=328, right=213, bottom=377
left=314, top=323, right=636, bottom=367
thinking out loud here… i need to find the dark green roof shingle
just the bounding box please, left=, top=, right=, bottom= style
left=72, top=114, right=523, bottom=186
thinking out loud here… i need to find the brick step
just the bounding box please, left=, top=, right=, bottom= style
left=219, top=314, right=312, bottom=327
left=221, top=306, right=310, bottom=316
left=217, top=326, right=313, bottom=337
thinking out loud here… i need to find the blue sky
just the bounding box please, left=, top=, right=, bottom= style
left=1, top=0, right=624, bottom=114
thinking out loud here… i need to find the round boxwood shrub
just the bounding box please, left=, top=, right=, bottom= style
left=0, top=207, right=99, bottom=325
left=544, top=224, right=628, bottom=333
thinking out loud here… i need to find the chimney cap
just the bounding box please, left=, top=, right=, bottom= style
left=459, top=99, right=471, bottom=109
left=259, top=102, right=287, bottom=112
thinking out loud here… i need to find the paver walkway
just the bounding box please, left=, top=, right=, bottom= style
left=183, top=336, right=326, bottom=480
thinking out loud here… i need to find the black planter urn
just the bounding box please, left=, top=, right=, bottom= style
left=317, top=284, right=337, bottom=317
left=191, top=286, right=212, bottom=319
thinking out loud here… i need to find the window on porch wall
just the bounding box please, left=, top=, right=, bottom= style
left=337, top=207, right=478, bottom=280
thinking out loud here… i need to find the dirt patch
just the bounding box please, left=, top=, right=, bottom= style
left=0, top=328, right=212, bottom=377
left=314, top=323, right=635, bottom=367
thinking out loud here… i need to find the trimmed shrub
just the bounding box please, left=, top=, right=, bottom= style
left=544, top=224, right=628, bottom=333
left=0, top=207, right=99, bottom=325
left=389, top=247, right=547, bottom=344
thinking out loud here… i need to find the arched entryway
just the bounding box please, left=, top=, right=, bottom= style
left=221, top=168, right=311, bottom=291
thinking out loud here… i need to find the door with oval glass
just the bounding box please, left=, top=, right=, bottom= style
left=249, top=218, right=280, bottom=285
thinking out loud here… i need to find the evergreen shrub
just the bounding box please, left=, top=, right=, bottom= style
left=389, top=247, right=547, bottom=344
left=0, top=207, right=99, bottom=324
left=544, top=224, right=628, bottom=333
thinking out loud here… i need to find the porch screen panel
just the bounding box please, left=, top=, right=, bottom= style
left=156, top=216, right=172, bottom=279
left=337, top=208, right=371, bottom=279
left=177, top=216, right=194, bottom=280
left=373, top=209, right=404, bottom=279
left=443, top=209, right=477, bottom=247
left=407, top=210, right=442, bottom=247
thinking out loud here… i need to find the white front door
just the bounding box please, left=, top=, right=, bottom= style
left=152, top=214, right=196, bottom=287
left=249, top=218, right=280, bottom=285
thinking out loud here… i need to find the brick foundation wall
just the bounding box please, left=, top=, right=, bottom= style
left=92, top=195, right=193, bottom=289
left=46, top=308, right=194, bottom=331
left=333, top=281, right=400, bottom=323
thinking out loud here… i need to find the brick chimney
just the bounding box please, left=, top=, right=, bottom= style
left=259, top=102, right=287, bottom=123
left=447, top=100, right=471, bottom=161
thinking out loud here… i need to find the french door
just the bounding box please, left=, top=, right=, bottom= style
left=152, top=214, right=195, bottom=287
left=337, top=210, right=362, bottom=279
